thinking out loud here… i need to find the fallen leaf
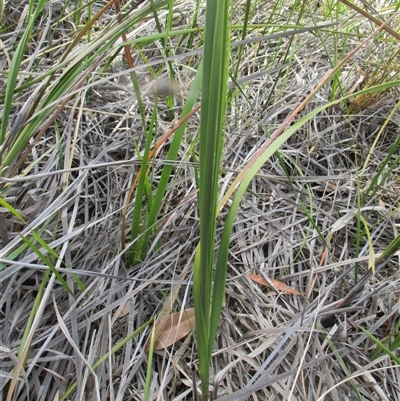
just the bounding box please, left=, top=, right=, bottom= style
left=115, top=301, right=131, bottom=319
left=144, top=285, right=182, bottom=353
left=153, top=308, right=196, bottom=350
left=248, top=273, right=302, bottom=296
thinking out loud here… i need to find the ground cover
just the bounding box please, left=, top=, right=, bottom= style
left=1, top=0, right=400, bottom=400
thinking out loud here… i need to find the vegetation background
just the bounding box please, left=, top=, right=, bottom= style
left=1, top=0, right=399, bottom=400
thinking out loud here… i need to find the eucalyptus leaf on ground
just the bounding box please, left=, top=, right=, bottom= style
left=153, top=308, right=196, bottom=350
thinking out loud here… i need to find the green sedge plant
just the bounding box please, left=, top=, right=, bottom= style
left=193, top=0, right=231, bottom=397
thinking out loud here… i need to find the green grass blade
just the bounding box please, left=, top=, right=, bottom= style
left=0, top=197, right=28, bottom=270
left=128, top=104, right=158, bottom=264
left=144, top=323, right=156, bottom=401
left=194, top=0, right=231, bottom=397
left=17, top=269, right=50, bottom=363
left=370, top=317, right=400, bottom=359
left=357, top=324, right=400, bottom=365
left=0, top=0, right=47, bottom=151
left=18, top=234, right=75, bottom=297
left=6, top=270, right=51, bottom=400
left=0, top=196, right=27, bottom=223
left=132, top=62, right=203, bottom=262
left=28, top=229, right=86, bottom=293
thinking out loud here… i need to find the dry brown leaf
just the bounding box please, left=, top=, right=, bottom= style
left=144, top=285, right=182, bottom=353
left=115, top=301, right=130, bottom=318
left=248, top=273, right=302, bottom=296
left=153, top=308, right=196, bottom=350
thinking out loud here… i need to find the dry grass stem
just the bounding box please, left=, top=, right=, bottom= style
left=1, top=0, right=399, bottom=400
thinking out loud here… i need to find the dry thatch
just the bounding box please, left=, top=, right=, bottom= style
left=1, top=0, right=399, bottom=400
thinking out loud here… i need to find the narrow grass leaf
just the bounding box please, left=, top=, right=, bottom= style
left=28, top=230, right=86, bottom=293
left=0, top=0, right=46, bottom=150
left=144, top=321, right=156, bottom=401
left=130, top=63, right=203, bottom=261
left=18, top=234, right=75, bottom=297
left=356, top=324, right=400, bottom=365
left=194, top=0, right=231, bottom=397
left=129, top=105, right=158, bottom=264
left=358, top=214, right=375, bottom=273
left=0, top=197, right=27, bottom=224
